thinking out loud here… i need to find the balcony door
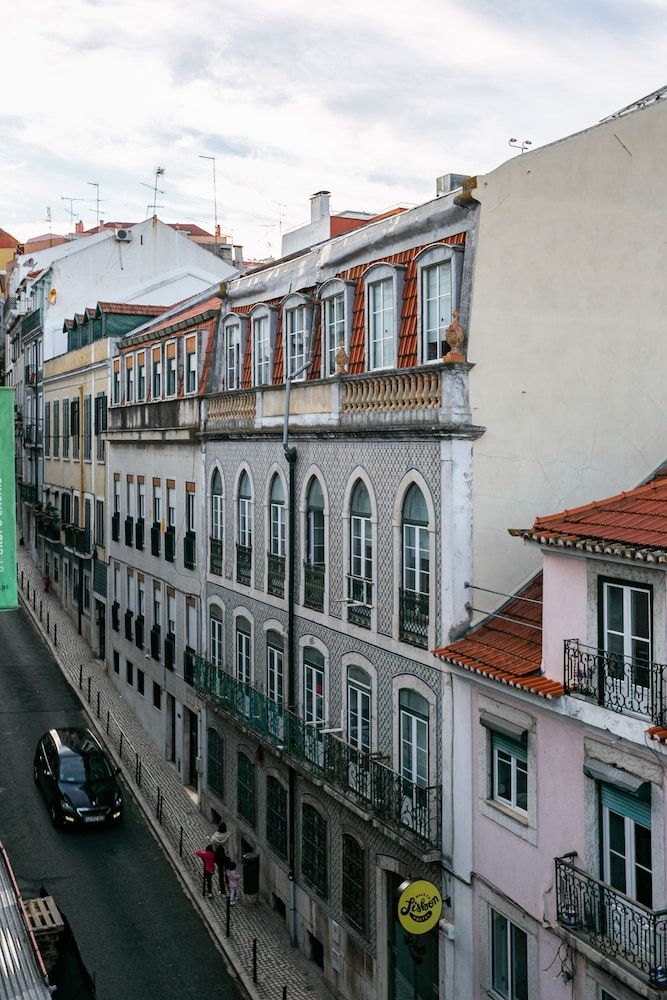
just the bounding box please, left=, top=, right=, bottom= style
left=347, top=666, right=371, bottom=797
left=399, top=689, right=429, bottom=834
left=602, top=582, right=651, bottom=718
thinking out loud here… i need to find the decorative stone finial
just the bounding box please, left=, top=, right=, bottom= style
left=335, top=341, right=348, bottom=376
left=444, top=309, right=465, bottom=363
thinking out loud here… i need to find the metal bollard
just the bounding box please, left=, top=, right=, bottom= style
left=252, top=939, right=257, bottom=983
left=79, top=664, right=83, bottom=688
left=87, top=677, right=91, bottom=704
left=46, top=611, right=49, bottom=632
left=53, top=623, right=57, bottom=646
left=21, top=571, right=24, bottom=590
left=283, top=987, right=287, bottom=1000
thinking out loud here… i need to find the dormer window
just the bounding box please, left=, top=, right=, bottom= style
left=222, top=313, right=247, bottom=391
left=250, top=305, right=277, bottom=387
left=415, top=244, right=464, bottom=363
left=363, top=263, right=405, bottom=371
left=320, top=279, right=355, bottom=377
left=283, top=294, right=313, bottom=382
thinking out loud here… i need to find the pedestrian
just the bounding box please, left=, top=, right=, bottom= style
left=211, top=822, right=231, bottom=896
left=195, top=844, right=216, bottom=899
left=227, top=861, right=241, bottom=905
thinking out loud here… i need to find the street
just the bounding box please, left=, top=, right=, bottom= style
left=0, top=604, right=242, bottom=1000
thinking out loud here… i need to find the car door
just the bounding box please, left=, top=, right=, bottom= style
left=42, top=737, right=58, bottom=800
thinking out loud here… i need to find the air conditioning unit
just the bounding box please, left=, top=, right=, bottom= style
left=114, top=228, right=132, bottom=242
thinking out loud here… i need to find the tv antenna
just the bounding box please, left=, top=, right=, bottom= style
left=509, top=138, right=532, bottom=154
left=271, top=201, right=287, bottom=237
left=87, top=181, right=104, bottom=226
left=199, top=155, right=218, bottom=245
left=141, top=166, right=165, bottom=217
left=61, top=195, right=85, bottom=229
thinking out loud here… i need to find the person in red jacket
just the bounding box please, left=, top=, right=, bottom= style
left=196, top=845, right=216, bottom=899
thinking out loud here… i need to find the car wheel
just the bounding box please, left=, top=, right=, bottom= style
left=49, top=801, right=61, bottom=828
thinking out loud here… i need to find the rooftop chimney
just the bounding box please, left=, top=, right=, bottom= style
left=75, top=220, right=84, bottom=234
left=310, top=190, right=331, bottom=223
left=436, top=173, right=468, bottom=196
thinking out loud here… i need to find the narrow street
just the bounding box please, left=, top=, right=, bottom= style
left=0, top=604, right=242, bottom=1000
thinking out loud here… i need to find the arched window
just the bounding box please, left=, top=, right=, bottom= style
left=225, top=318, right=241, bottom=390
left=348, top=481, right=372, bottom=628
left=266, top=775, right=287, bottom=858
left=207, top=728, right=224, bottom=797
left=237, top=471, right=252, bottom=585
left=400, top=484, right=430, bottom=647
left=303, top=647, right=325, bottom=726
left=209, top=605, right=223, bottom=668
left=302, top=803, right=327, bottom=897
left=342, top=835, right=365, bottom=932
left=304, top=478, right=325, bottom=612
left=235, top=616, right=252, bottom=685
left=347, top=666, right=371, bottom=754
left=210, top=469, right=223, bottom=576
left=399, top=687, right=431, bottom=837
left=237, top=752, right=255, bottom=826
left=268, top=475, right=285, bottom=598
left=267, top=630, right=284, bottom=706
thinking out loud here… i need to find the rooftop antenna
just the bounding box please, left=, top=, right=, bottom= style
left=87, top=181, right=102, bottom=226
left=199, top=155, right=218, bottom=246
left=140, top=166, right=166, bottom=217
left=44, top=206, right=53, bottom=246
left=60, top=195, right=85, bottom=230
left=271, top=201, right=287, bottom=237
left=509, top=138, right=532, bottom=154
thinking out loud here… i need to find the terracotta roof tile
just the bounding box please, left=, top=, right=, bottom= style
left=97, top=303, right=167, bottom=316
left=434, top=575, right=564, bottom=699
left=647, top=725, right=667, bottom=744
left=0, top=227, right=19, bottom=249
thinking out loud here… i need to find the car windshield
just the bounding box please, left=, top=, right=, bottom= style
left=59, top=752, right=113, bottom=783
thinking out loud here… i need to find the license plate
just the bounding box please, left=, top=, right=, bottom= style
left=84, top=815, right=105, bottom=823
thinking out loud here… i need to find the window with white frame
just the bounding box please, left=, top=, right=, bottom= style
left=491, top=908, right=528, bottom=1000
left=399, top=689, right=428, bottom=788
left=601, top=783, right=652, bottom=907
left=348, top=480, right=372, bottom=626
left=284, top=299, right=310, bottom=380
left=113, top=477, right=120, bottom=514
left=153, top=481, right=162, bottom=524
left=306, top=478, right=324, bottom=567
left=347, top=666, right=371, bottom=754
left=167, top=483, right=175, bottom=528
left=269, top=475, right=286, bottom=557
left=601, top=579, right=652, bottom=699
left=238, top=472, right=252, bottom=550
left=153, top=583, right=162, bottom=629
left=211, top=469, right=223, bottom=540
left=136, top=352, right=146, bottom=400
left=187, top=600, right=197, bottom=651
left=186, top=485, right=196, bottom=533
left=125, top=357, right=134, bottom=402
left=151, top=349, right=162, bottom=398
left=252, top=312, right=271, bottom=386
left=304, top=647, right=325, bottom=726
left=137, top=479, right=145, bottom=520
left=185, top=336, right=197, bottom=393
left=320, top=278, right=355, bottom=377
left=368, top=278, right=393, bottom=369
left=209, top=606, right=223, bottom=667
left=236, top=617, right=252, bottom=685
left=112, top=363, right=120, bottom=405
left=267, top=631, right=284, bottom=706
left=166, top=345, right=177, bottom=396
left=126, top=477, right=134, bottom=518
left=400, top=484, right=430, bottom=646
left=492, top=732, right=528, bottom=813
left=167, top=591, right=176, bottom=637
left=416, top=243, right=464, bottom=364
left=225, top=320, right=242, bottom=390
left=137, top=576, right=145, bottom=617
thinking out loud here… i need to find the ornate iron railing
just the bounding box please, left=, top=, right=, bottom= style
left=347, top=574, right=372, bottom=629
left=151, top=522, right=161, bottom=557
left=135, top=517, right=145, bottom=551
left=304, top=563, right=325, bottom=612
left=165, top=526, right=175, bottom=562
left=184, top=531, right=196, bottom=570
left=164, top=633, right=175, bottom=671
left=111, top=512, right=120, bottom=542
left=209, top=537, right=223, bottom=576
left=555, top=856, right=667, bottom=986
left=267, top=552, right=285, bottom=598
left=564, top=639, right=667, bottom=725
left=150, top=625, right=161, bottom=661
left=194, top=655, right=440, bottom=848
left=64, top=525, right=91, bottom=555
left=22, top=307, right=42, bottom=338
left=135, top=615, right=144, bottom=650
left=399, top=589, right=429, bottom=647
left=124, top=516, right=134, bottom=547
left=236, top=544, right=252, bottom=586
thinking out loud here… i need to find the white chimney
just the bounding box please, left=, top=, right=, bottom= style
left=310, top=191, right=331, bottom=223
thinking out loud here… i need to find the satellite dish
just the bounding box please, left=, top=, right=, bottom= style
left=48, top=288, right=57, bottom=304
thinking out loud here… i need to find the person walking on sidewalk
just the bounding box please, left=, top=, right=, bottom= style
left=211, top=822, right=231, bottom=896
left=227, top=861, right=241, bottom=905
left=195, top=845, right=216, bottom=899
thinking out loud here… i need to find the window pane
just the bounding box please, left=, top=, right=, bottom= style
left=491, top=910, right=509, bottom=999
left=606, top=586, right=624, bottom=633
left=632, top=589, right=650, bottom=640
left=515, top=760, right=528, bottom=812
left=511, top=924, right=528, bottom=1000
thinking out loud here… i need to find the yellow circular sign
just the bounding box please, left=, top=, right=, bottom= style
left=397, top=879, right=443, bottom=935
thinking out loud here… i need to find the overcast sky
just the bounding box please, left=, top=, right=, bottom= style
left=3, top=0, right=666, bottom=259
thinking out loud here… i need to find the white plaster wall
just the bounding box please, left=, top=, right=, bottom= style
left=469, top=97, right=667, bottom=612
left=542, top=550, right=588, bottom=685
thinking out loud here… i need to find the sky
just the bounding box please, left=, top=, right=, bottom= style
left=2, top=0, right=667, bottom=260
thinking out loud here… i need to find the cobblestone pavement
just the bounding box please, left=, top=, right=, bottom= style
left=16, top=548, right=336, bottom=1000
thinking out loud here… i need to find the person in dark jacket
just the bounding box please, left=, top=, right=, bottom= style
left=211, top=822, right=231, bottom=895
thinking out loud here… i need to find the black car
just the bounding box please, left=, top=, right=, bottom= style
left=34, top=727, right=123, bottom=828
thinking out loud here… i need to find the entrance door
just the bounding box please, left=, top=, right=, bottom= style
left=187, top=709, right=198, bottom=789
left=166, top=694, right=176, bottom=763
left=387, top=872, right=438, bottom=1000
left=96, top=601, right=105, bottom=659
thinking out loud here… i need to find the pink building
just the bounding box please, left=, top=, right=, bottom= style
left=436, top=469, right=667, bottom=1000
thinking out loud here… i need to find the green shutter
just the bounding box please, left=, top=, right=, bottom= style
left=601, top=783, right=651, bottom=828
left=492, top=731, right=527, bottom=764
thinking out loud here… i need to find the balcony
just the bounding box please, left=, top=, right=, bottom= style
left=22, top=307, right=42, bottom=338
left=124, top=609, right=134, bottom=642
left=124, top=516, right=134, bottom=547
left=184, top=646, right=195, bottom=686
left=399, top=589, right=429, bottom=648
left=347, top=575, right=372, bottom=629
left=184, top=530, right=196, bottom=570
left=164, top=633, right=175, bottom=671
left=304, top=563, right=325, bottom=612
left=111, top=602, right=120, bottom=632
left=236, top=544, right=252, bottom=586
left=111, top=512, right=120, bottom=543
left=64, top=525, right=91, bottom=556
left=150, top=624, right=161, bottom=661
left=267, top=552, right=285, bottom=598
left=555, top=856, right=667, bottom=988
left=165, top=526, right=175, bottom=562
left=564, top=640, right=667, bottom=726
left=135, top=615, right=144, bottom=650
left=20, top=483, right=37, bottom=504
left=194, top=656, right=441, bottom=849
left=209, top=537, right=223, bottom=576
left=135, top=517, right=145, bottom=551
left=151, top=522, right=161, bottom=557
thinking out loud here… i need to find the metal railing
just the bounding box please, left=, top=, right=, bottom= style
left=209, top=537, right=223, bottom=576
left=236, top=544, right=252, bottom=586
left=555, top=856, right=667, bottom=986
left=64, top=525, right=91, bottom=556
left=303, top=563, right=325, bottom=612
left=21, top=483, right=37, bottom=504
left=194, top=655, right=440, bottom=848
left=399, top=589, right=429, bottom=648
left=347, top=575, right=372, bottom=629
left=267, top=552, right=285, bottom=598
left=564, top=639, right=667, bottom=725
left=22, top=307, right=42, bottom=338
left=184, top=531, right=196, bottom=570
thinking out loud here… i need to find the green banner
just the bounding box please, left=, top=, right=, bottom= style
left=0, top=389, right=18, bottom=610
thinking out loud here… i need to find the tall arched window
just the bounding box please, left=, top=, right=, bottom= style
left=347, top=665, right=372, bottom=797
left=268, top=475, right=286, bottom=598
left=348, top=481, right=372, bottom=629
left=237, top=471, right=252, bottom=585
left=235, top=616, right=252, bottom=685
left=302, top=803, right=327, bottom=897
left=304, top=478, right=325, bottom=612
left=210, top=469, right=223, bottom=576
left=399, top=687, right=431, bottom=837
left=209, top=605, right=223, bottom=668
left=400, top=484, right=429, bottom=647
left=207, top=728, right=224, bottom=797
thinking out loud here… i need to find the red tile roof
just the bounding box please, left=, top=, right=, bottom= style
left=0, top=227, right=19, bottom=249
left=434, top=575, right=564, bottom=699
left=136, top=295, right=222, bottom=339
left=97, top=303, right=167, bottom=316
left=512, top=471, right=667, bottom=560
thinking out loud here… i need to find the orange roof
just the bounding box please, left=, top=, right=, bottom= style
left=134, top=295, right=221, bottom=339
left=434, top=575, right=564, bottom=699
left=513, top=471, right=667, bottom=559
left=97, top=302, right=167, bottom=316
left=0, top=227, right=19, bottom=249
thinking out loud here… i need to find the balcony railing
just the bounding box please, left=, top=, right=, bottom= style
left=184, top=646, right=195, bottom=686
left=304, top=563, right=325, bottom=611
left=124, top=516, right=134, bottom=547
left=564, top=639, right=667, bottom=726
left=151, top=522, right=161, bottom=557
left=111, top=602, right=120, bottom=632
left=209, top=537, right=223, bottom=576
left=165, top=633, right=175, bottom=671
left=22, top=307, right=42, bottom=338
left=399, top=589, right=429, bottom=648
left=35, top=511, right=60, bottom=541
left=194, top=656, right=440, bottom=849
left=555, top=856, right=667, bottom=987
left=21, top=483, right=37, bottom=504
left=111, top=512, right=120, bottom=542
left=347, top=575, right=372, bottom=629
left=150, top=625, right=161, bottom=661
left=64, top=525, right=91, bottom=556
left=184, top=530, right=196, bottom=570
left=135, top=615, right=144, bottom=650
left=135, top=518, right=145, bottom=551
left=236, top=544, right=252, bottom=586
left=267, top=552, right=285, bottom=598
left=165, top=526, right=175, bottom=562
left=124, top=609, right=134, bottom=642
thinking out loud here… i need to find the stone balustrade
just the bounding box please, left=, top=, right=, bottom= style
left=207, top=390, right=256, bottom=424
left=341, top=369, right=441, bottom=413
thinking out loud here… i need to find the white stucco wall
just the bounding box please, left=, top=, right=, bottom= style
left=469, top=97, right=667, bottom=612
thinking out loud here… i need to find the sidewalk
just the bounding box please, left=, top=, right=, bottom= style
left=17, top=548, right=335, bottom=1000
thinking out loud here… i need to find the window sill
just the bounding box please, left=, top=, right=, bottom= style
left=486, top=797, right=529, bottom=826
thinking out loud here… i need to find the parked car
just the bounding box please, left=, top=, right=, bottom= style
left=34, top=728, right=123, bottom=828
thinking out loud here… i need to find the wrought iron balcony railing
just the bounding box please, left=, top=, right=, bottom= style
left=399, top=588, right=429, bottom=648
left=111, top=602, right=120, bottom=632
left=64, top=525, right=91, bottom=556
left=135, top=517, right=145, bottom=551
left=555, top=856, right=667, bottom=987
left=165, top=526, right=175, bottom=562
left=151, top=522, right=161, bottom=557
left=184, top=530, right=196, bottom=570
left=347, top=574, right=372, bottom=629
left=35, top=511, right=60, bottom=541
left=21, top=483, right=37, bottom=504
left=111, top=512, right=120, bottom=543
left=236, top=544, right=252, bottom=586
left=22, top=307, right=42, bottom=338
left=135, top=615, right=144, bottom=650
left=164, top=633, right=175, bottom=671
left=267, top=552, right=285, bottom=598
left=193, top=655, right=440, bottom=848
left=124, top=516, right=134, bottom=547
left=564, top=639, right=667, bottom=726
left=124, top=609, right=134, bottom=641
left=209, top=537, right=223, bottom=576
left=150, top=625, right=161, bottom=661
left=303, top=562, right=325, bottom=612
